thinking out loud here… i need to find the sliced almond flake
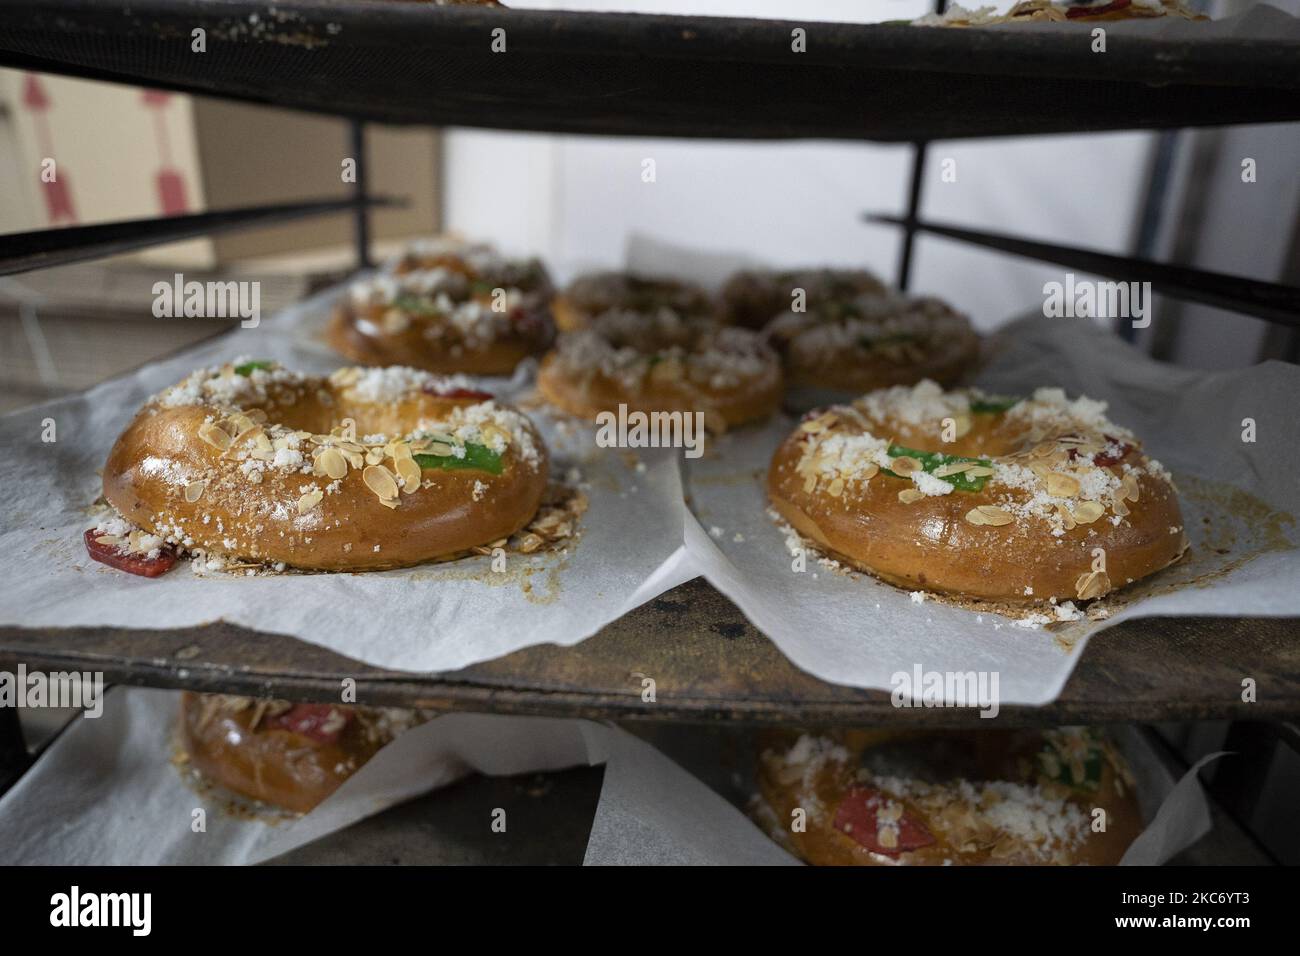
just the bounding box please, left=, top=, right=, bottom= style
left=198, top=422, right=233, bottom=452
left=95, top=534, right=124, bottom=547
left=966, top=504, right=1014, bottom=527
left=800, top=413, right=837, bottom=434
left=1029, top=461, right=1052, bottom=479
left=964, top=465, right=994, bottom=478
left=861, top=462, right=880, bottom=480
left=932, top=461, right=973, bottom=478
left=343, top=450, right=365, bottom=470
left=1075, top=569, right=1111, bottom=600
left=245, top=408, right=268, bottom=424
left=365, top=448, right=386, bottom=466
left=802, top=473, right=818, bottom=494
left=898, top=488, right=924, bottom=504
left=426, top=441, right=455, bottom=458
left=318, top=447, right=349, bottom=480
left=890, top=455, right=922, bottom=477
left=395, top=457, right=422, bottom=493
left=1045, top=472, right=1081, bottom=498
left=297, top=489, right=324, bottom=515
left=363, top=464, right=400, bottom=502
left=184, top=480, right=207, bottom=503
left=381, top=308, right=411, bottom=334
left=228, top=425, right=262, bottom=453
left=827, top=477, right=845, bottom=498
left=1112, top=496, right=1131, bottom=518
left=482, top=424, right=511, bottom=448
left=1073, top=500, right=1106, bottom=524
left=1121, top=473, right=1141, bottom=502
left=388, top=441, right=414, bottom=462
left=1055, top=503, right=1077, bottom=531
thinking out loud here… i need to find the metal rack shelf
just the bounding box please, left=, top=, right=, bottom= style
left=2, top=579, right=1297, bottom=726
left=0, top=1, right=1297, bottom=142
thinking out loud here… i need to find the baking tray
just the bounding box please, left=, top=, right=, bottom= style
left=2, top=579, right=1298, bottom=725
left=0, top=1, right=1297, bottom=141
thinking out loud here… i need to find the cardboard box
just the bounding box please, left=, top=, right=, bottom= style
left=0, top=68, right=441, bottom=268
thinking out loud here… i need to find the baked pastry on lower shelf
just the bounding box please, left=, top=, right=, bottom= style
left=754, top=727, right=1142, bottom=865
left=178, top=693, right=426, bottom=814
left=768, top=380, right=1186, bottom=606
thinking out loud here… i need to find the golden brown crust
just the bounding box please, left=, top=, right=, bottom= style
left=536, top=311, right=783, bottom=430
left=756, top=728, right=1143, bottom=866
left=179, top=693, right=412, bottom=814
left=767, top=383, right=1187, bottom=605
left=102, top=363, right=548, bottom=571
left=552, top=272, right=714, bottom=331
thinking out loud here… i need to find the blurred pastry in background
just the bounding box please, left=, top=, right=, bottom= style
left=538, top=308, right=782, bottom=432
left=719, top=267, right=887, bottom=330
left=332, top=262, right=554, bottom=375
left=764, top=290, right=978, bottom=408
left=754, top=727, right=1142, bottom=865
left=552, top=271, right=715, bottom=331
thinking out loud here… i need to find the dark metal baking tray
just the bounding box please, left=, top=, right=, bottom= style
left=1, top=579, right=1297, bottom=725
left=0, top=1, right=1297, bottom=141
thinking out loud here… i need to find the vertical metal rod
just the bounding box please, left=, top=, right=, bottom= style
left=895, top=0, right=946, bottom=291
left=897, top=142, right=928, bottom=291
left=351, top=119, right=372, bottom=271
left=1126, top=130, right=1180, bottom=344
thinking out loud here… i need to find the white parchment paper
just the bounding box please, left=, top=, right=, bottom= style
left=0, top=285, right=695, bottom=673
left=680, top=314, right=1300, bottom=705
left=0, top=688, right=794, bottom=866
left=0, top=688, right=1213, bottom=865
left=2, top=264, right=1295, bottom=701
